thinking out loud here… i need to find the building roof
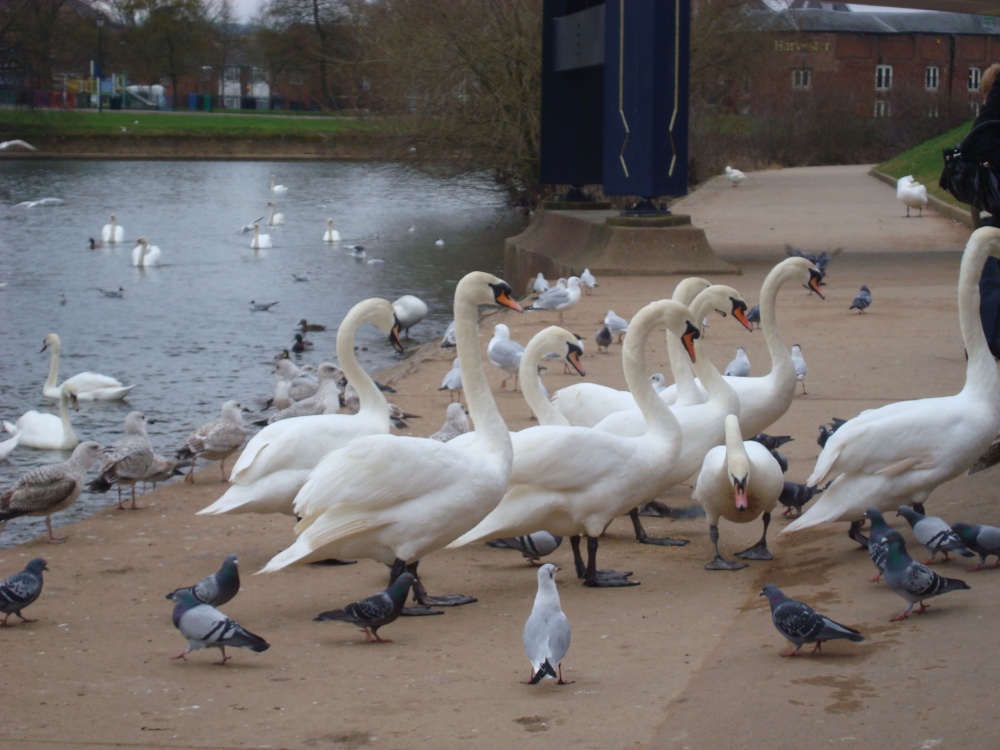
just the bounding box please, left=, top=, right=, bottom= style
left=753, top=7, right=1000, bottom=35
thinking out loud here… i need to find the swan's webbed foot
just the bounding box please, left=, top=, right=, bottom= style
left=705, top=556, right=748, bottom=571
left=628, top=507, right=689, bottom=546
left=734, top=542, right=772, bottom=561
left=414, top=593, right=477, bottom=607
left=309, top=558, right=358, bottom=566
left=583, top=569, right=639, bottom=587
left=401, top=606, right=446, bottom=617
left=637, top=502, right=673, bottom=518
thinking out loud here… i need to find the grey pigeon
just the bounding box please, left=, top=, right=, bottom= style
left=166, top=553, right=240, bottom=607
left=88, top=411, right=154, bottom=509
left=0, top=441, right=103, bottom=543
left=487, top=531, right=563, bottom=564
left=863, top=507, right=892, bottom=582
left=882, top=530, right=970, bottom=621
left=750, top=433, right=793, bottom=452
left=724, top=346, right=750, bottom=377
left=896, top=506, right=975, bottom=563
left=950, top=521, right=1000, bottom=571
left=778, top=481, right=822, bottom=519
left=177, top=400, right=247, bottom=482
left=595, top=325, right=613, bottom=353
left=849, top=284, right=872, bottom=313
left=759, top=583, right=864, bottom=657
left=168, top=589, right=270, bottom=664
left=523, top=564, right=572, bottom=684
left=746, top=304, right=761, bottom=330
left=817, top=417, right=847, bottom=448
left=0, top=558, right=48, bottom=626
left=785, top=243, right=837, bottom=279
left=313, top=571, right=416, bottom=643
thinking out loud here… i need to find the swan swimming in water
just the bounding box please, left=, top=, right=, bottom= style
left=323, top=218, right=341, bottom=243
left=4, top=382, right=80, bottom=451
left=131, top=237, right=162, bottom=267
left=266, top=201, right=285, bottom=226
left=251, top=224, right=272, bottom=249
left=270, top=175, right=288, bottom=194
left=102, top=214, right=125, bottom=243
left=41, top=332, right=136, bottom=401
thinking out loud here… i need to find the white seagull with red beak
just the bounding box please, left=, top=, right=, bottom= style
left=693, top=413, right=784, bottom=570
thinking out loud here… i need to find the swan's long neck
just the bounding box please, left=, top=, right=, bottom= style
left=59, top=388, right=76, bottom=442
left=519, top=328, right=569, bottom=426
left=336, top=303, right=389, bottom=422
left=758, top=265, right=795, bottom=378
left=625, top=302, right=685, bottom=439
left=961, top=228, right=1000, bottom=397
left=455, top=293, right=511, bottom=447
left=667, top=277, right=710, bottom=397
left=688, top=293, right=736, bottom=403
left=45, top=340, right=61, bottom=391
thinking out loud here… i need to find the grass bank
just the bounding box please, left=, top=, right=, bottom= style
left=875, top=119, right=973, bottom=208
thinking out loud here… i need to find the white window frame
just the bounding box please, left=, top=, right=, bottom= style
left=925, top=102, right=939, bottom=118
left=874, top=99, right=891, bottom=117
left=970, top=67, right=982, bottom=92
left=875, top=64, right=892, bottom=91
left=792, top=68, right=811, bottom=90
left=925, top=66, right=939, bottom=91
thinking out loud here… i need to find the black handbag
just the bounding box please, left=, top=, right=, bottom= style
left=940, top=119, right=1000, bottom=215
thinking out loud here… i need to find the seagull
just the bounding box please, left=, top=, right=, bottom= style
left=527, top=277, right=582, bottom=323
left=850, top=284, right=872, bottom=313
left=532, top=272, right=550, bottom=294
left=487, top=323, right=525, bottom=391
left=168, top=590, right=270, bottom=665
left=428, top=402, right=470, bottom=442
left=724, top=165, right=746, bottom=186
left=603, top=309, right=629, bottom=342
left=166, top=553, right=240, bottom=607
left=15, top=197, right=65, bottom=208
left=97, top=287, right=125, bottom=298
left=249, top=300, right=279, bottom=312
left=434, top=238, right=445, bottom=247
left=313, top=572, right=416, bottom=643
left=523, top=564, right=572, bottom=684
left=440, top=320, right=457, bottom=348
left=791, top=344, right=808, bottom=394
left=238, top=216, right=265, bottom=235
left=580, top=268, right=598, bottom=294
left=437, top=359, right=463, bottom=402
left=0, top=558, right=48, bottom=627
left=176, top=400, right=246, bottom=483
left=897, top=174, right=928, bottom=217
left=759, top=583, right=864, bottom=657
left=87, top=412, right=155, bottom=510
left=0, top=139, right=37, bottom=151
left=724, top=346, right=751, bottom=377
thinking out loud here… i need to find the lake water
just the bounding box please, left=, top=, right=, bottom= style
left=0, top=160, right=515, bottom=547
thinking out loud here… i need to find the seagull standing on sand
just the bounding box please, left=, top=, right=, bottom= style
left=87, top=412, right=155, bottom=509
left=487, top=323, right=525, bottom=391
left=603, top=309, right=629, bottom=342
left=580, top=268, right=598, bottom=294
left=532, top=272, right=550, bottom=294
left=523, top=564, right=572, bottom=684
left=176, top=400, right=246, bottom=483
left=724, top=346, right=751, bottom=377
left=438, top=358, right=463, bottom=402
left=527, top=277, right=582, bottom=323
left=429, top=402, right=470, bottom=442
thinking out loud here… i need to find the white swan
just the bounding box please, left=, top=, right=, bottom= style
left=392, top=294, right=429, bottom=338
left=259, top=272, right=524, bottom=608
left=519, top=327, right=585, bottom=425
left=41, top=333, right=135, bottom=401
left=448, top=299, right=699, bottom=587
left=323, top=218, right=341, bottom=243
left=250, top=224, right=272, bottom=249
left=784, top=226, right=1000, bottom=543
left=897, top=175, right=928, bottom=218
left=5, top=382, right=79, bottom=451
left=693, top=413, right=784, bottom=570
left=266, top=201, right=284, bottom=226
left=198, top=299, right=405, bottom=517
left=131, top=237, right=162, bottom=267
left=102, top=214, right=125, bottom=243
left=270, top=175, right=288, bottom=194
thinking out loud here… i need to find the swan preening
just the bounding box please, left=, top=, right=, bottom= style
left=784, top=226, right=1000, bottom=544
left=392, top=295, right=429, bottom=339
left=259, top=272, right=523, bottom=609
left=198, top=298, right=405, bottom=517
left=41, top=333, right=135, bottom=401
left=896, top=175, right=928, bottom=218
left=131, top=237, right=161, bottom=267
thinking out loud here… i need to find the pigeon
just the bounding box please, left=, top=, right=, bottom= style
left=603, top=309, right=629, bottom=342
left=428, top=402, right=470, bottom=442
left=437, top=358, right=463, bottom=402
left=791, top=344, right=808, bottom=394
left=313, top=572, right=416, bottom=643
left=882, top=530, right=970, bottom=621
left=750, top=433, right=793, bottom=452
left=784, top=244, right=837, bottom=280
left=0, top=558, right=48, bottom=626
left=849, top=285, right=871, bottom=313
left=896, top=174, right=928, bottom=217
left=777, top=481, right=822, bottom=519
left=168, top=589, right=270, bottom=664
left=595, top=325, right=613, bottom=353
left=166, top=553, right=240, bottom=607
left=863, top=507, right=892, bottom=582
left=951, top=522, right=1000, bottom=571
left=896, top=506, right=975, bottom=563
left=759, top=583, right=864, bottom=657
left=580, top=268, right=598, bottom=294
left=724, top=346, right=751, bottom=377
left=0, top=441, right=104, bottom=543
left=817, top=417, right=847, bottom=448
left=724, top=165, right=746, bottom=186
left=176, top=400, right=246, bottom=482
left=488, top=531, right=563, bottom=564
left=746, top=304, right=761, bottom=330
left=87, top=412, right=155, bottom=509
left=487, top=323, right=525, bottom=391
left=249, top=300, right=279, bottom=312
left=523, top=564, right=572, bottom=684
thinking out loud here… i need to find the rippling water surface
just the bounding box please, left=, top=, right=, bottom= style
left=0, top=160, right=514, bottom=547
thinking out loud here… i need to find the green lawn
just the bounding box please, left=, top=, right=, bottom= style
left=0, top=109, right=379, bottom=138
left=876, top=120, right=973, bottom=207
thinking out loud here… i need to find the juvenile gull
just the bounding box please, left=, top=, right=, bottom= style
left=88, top=411, right=155, bottom=509
left=429, top=402, right=470, bottom=442
left=177, top=400, right=247, bottom=482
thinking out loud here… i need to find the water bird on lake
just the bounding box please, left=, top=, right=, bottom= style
left=299, top=319, right=326, bottom=332
left=323, top=218, right=341, bottom=242
left=4, top=382, right=80, bottom=451
left=41, top=332, right=135, bottom=401
left=102, top=214, right=125, bottom=243
left=392, top=294, right=429, bottom=338
left=249, top=299, right=279, bottom=312
left=250, top=223, right=272, bottom=249
left=131, top=237, right=161, bottom=267
left=269, top=175, right=288, bottom=194
left=266, top=201, right=284, bottom=226
left=238, top=215, right=265, bottom=234
left=98, top=286, right=125, bottom=298
left=0, top=139, right=37, bottom=151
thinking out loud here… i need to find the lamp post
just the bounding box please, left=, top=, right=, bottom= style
left=97, top=14, right=104, bottom=113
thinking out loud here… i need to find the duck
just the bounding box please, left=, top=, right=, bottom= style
left=299, top=319, right=326, bottom=332
left=198, top=298, right=405, bottom=517
left=693, top=413, right=784, bottom=570
left=392, top=294, right=429, bottom=339
left=102, top=214, right=125, bottom=243
left=250, top=224, right=272, bottom=249
left=291, top=333, right=313, bottom=353
left=270, top=175, right=288, bottom=194
left=447, top=299, right=699, bottom=587
left=259, top=272, right=523, bottom=610
left=88, top=238, right=104, bottom=250
left=266, top=201, right=285, bottom=226
left=784, top=226, right=1000, bottom=545
left=131, top=237, right=162, bottom=267
left=323, top=218, right=341, bottom=243
left=896, top=174, right=928, bottom=218
left=41, top=332, right=135, bottom=401
left=4, top=383, right=80, bottom=451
